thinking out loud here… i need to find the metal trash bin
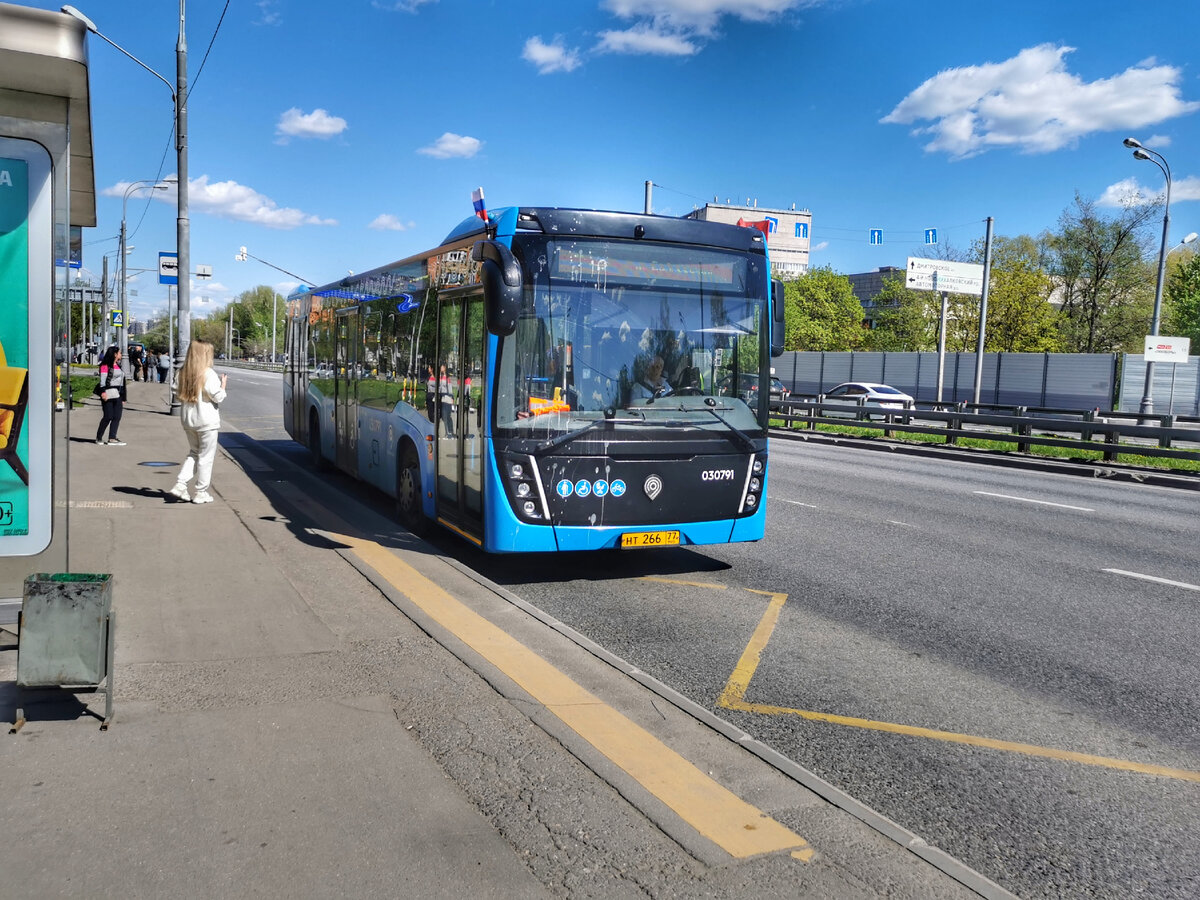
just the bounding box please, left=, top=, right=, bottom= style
left=15, top=573, right=115, bottom=729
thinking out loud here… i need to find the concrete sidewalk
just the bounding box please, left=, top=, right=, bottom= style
left=0, top=381, right=1010, bottom=898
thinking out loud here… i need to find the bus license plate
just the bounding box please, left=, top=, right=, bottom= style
left=620, top=530, right=680, bottom=549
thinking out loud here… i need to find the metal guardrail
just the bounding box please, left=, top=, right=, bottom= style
left=777, top=398, right=1200, bottom=464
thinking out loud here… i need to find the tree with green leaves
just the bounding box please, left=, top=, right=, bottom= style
left=782, top=267, right=865, bottom=351
left=862, top=274, right=937, bottom=351
left=1165, top=250, right=1200, bottom=347
left=222, top=285, right=286, bottom=359
left=1046, top=193, right=1157, bottom=353
left=968, top=235, right=1062, bottom=352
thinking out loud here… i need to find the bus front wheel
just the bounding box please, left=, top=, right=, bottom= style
left=397, top=442, right=430, bottom=536
left=308, top=412, right=329, bottom=471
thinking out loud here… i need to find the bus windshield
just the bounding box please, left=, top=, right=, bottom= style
left=495, top=235, right=769, bottom=438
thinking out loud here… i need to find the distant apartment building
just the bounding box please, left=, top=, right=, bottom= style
left=685, top=201, right=812, bottom=278
left=848, top=266, right=904, bottom=327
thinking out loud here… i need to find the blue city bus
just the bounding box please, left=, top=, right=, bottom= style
left=283, top=206, right=785, bottom=552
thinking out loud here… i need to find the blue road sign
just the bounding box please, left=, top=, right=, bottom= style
left=869, top=229, right=883, bottom=245
left=110, top=310, right=124, bottom=327
left=925, top=228, right=937, bottom=244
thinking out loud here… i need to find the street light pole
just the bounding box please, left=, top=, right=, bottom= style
left=1123, top=137, right=1173, bottom=418
left=62, top=2, right=189, bottom=413
left=173, top=0, right=189, bottom=414
left=120, top=180, right=168, bottom=359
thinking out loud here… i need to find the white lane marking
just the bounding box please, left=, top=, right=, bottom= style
left=973, top=491, right=1093, bottom=512
left=1103, top=569, right=1200, bottom=593
left=777, top=498, right=820, bottom=508
left=886, top=520, right=914, bottom=527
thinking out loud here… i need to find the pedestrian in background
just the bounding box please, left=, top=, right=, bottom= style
left=157, top=348, right=172, bottom=383
left=167, top=340, right=228, bottom=504
left=95, top=345, right=127, bottom=445
left=128, top=343, right=143, bottom=381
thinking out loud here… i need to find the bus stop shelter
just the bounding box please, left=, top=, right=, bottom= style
left=0, top=2, right=96, bottom=610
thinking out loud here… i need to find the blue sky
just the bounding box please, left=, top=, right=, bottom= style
left=34, top=0, right=1200, bottom=325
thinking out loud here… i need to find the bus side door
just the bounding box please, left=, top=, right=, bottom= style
left=435, top=290, right=484, bottom=538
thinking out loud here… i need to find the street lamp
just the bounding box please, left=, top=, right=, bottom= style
left=1122, top=137, right=1174, bottom=417
left=119, top=180, right=170, bottom=360
left=1170, top=232, right=1198, bottom=257
left=63, top=2, right=190, bottom=415
left=235, top=247, right=314, bottom=365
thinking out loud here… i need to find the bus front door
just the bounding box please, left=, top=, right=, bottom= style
left=436, top=292, right=484, bottom=540
left=335, top=307, right=358, bottom=477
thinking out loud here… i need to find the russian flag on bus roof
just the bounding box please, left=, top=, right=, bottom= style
left=472, top=187, right=488, bottom=223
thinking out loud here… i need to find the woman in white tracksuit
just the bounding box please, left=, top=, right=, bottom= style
left=168, top=340, right=228, bottom=504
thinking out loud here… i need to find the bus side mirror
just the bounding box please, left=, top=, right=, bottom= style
left=472, top=240, right=522, bottom=336
left=770, top=277, right=786, bottom=357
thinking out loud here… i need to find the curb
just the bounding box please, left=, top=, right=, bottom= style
left=770, top=428, right=1200, bottom=492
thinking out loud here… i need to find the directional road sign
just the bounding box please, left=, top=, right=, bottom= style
left=869, top=229, right=882, bottom=245
left=905, top=256, right=985, bottom=296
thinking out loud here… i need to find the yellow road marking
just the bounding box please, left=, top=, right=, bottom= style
left=718, top=592, right=1200, bottom=784
left=339, top=534, right=812, bottom=860
left=640, top=576, right=727, bottom=590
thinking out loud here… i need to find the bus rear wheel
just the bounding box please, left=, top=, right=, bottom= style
left=397, top=442, right=430, bottom=536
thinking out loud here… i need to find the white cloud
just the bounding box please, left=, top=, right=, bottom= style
left=812, top=240, right=829, bottom=252
left=1099, top=175, right=1200, bottom=207
left=369, top=214, right=414, bottom=231
left=1144, top=134, right=1171, bottom=148
left=105, top=176, right=338, bottom=229
left=255, top=0, right=281, bottom=26
left=596, top=0, right=808, bottom=56
left=603, top=0, right=805, bottom=34
left=597, top=24, right=697, bottom=56
left=372, top=0, right=437, bottom=10
left=417, top=132, right=483, bottom=158
left=523, top=36, right=582, bottom=74
left=882, top=44, right=1200, bottom=159
left=275, top=108, right=348, bottom=142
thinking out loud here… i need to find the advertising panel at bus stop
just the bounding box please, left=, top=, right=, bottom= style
left=0, top=137, right=54, bottom=556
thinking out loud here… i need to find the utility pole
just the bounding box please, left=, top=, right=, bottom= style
left=972, top=216, right=994, bottom=405
left=171, top=0, right=189, bottom=414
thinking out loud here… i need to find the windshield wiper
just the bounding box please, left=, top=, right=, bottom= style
left=700, top=406, right=758, bottom=453
left=533, top=414, right=641, bottom=456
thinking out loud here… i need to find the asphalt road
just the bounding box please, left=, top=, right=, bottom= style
left=223, top=369, right=1200, bottom=900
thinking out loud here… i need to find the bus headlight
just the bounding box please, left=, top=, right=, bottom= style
left=740, top=452, right=766, bottom=514
left=505, top=454, right=547, bottom=522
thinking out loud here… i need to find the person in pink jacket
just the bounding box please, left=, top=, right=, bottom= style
left=167, top=340, right=228, bottom=504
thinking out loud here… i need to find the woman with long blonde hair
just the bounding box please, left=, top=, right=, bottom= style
left=167, top=340, right=228, bottom=504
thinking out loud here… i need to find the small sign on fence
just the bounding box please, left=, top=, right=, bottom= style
left=1143, top=336, right=1190, bottom=363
